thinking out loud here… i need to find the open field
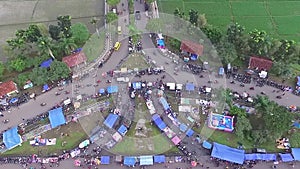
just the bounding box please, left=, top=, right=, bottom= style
left=158, top=0, right=300, bottom=41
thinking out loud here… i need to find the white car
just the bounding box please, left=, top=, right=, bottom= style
left=117, top=77, right=129, bottom=82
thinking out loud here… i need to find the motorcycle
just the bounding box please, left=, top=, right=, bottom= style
left=40, top=103, right=47, bottom=106
left=3, top=119, right=9, bottom=124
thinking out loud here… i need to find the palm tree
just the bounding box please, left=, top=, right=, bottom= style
left=129, top=24, right=141, bottom=45
left=37, top=36, right=55, bottom=59
left=90, top=17, right=100, bottom=37
left=58, top=37, right=77, bottom=56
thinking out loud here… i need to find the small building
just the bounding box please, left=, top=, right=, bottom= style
left=249, top=56, right=273, bottom=71
left=0, top=81, right=18, bottom=98
left=180, top=40, right=204, bottom=61
left=62, top=51, right=87, bottom=68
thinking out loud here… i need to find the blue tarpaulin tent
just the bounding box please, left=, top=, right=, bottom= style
left=48, top=107, right=66, bottom=128
left=244, top=154, right=276, bottom=161
left=159, top=97, right=170, bottom=110
left=140, top=156, right=153, bottom=165
left=185, top=83, right=195, bottom=91
left=219, top=67, right=224, bottom=75
left=9, top=98, right=18, bottom=104
left=154, top=155, right=165, bottom=163
left=99, top=88, right=105, bottom=94
left=191, top=54, right=198, bottom=61
left=124, top=156, right=136, bottom=166
left=202, top=141, right=212, bottom=149
left=279, top=153, right=294, bottom=162
left=101, top=156, right=110, bottom=164
left=132, top=82, right=142, bottom=89
left=211, top=142, right=245, bottom=164
left=43, top=84, right=49, bottom=91
left=118, top=125, right=128, bottom=136
left=297, top=76, right=300, bottom=86
left=104, top=113, right=119, bottom=128
left=186, top=129, right=194, bottom=137
left=293, top=122, right=300, bottom=128
left=157, top=39, right=165, bottom=48
left=152, top=114, right=167, bottom=131
left=107, top=86, right=118, bottom=94
left=179, top=123, right=188, bottom=132
left=292, top=148, right=300, bottom=161
left=40, top=59, right=53, bottom=68
left=3, top=127, right=22, bottom=150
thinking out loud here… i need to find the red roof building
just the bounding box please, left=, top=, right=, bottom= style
left=249, top=56, right=273, bottom=71
left=180, top=40, right=204, bottom=56
left=0, top=81, right=18, bottom=97
left=62, top=52, right=87, bottom=68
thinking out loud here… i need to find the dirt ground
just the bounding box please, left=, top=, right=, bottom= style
left=0, top=0, right=105, bottom=61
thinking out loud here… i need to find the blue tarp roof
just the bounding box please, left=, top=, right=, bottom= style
left=99, top=88, right=105, bottom=94
left=244, top=154, right=276, bottom=161
left=297, top=76, right=300, bottom=86
left=40, top=59, right=53, bottom=68
left=186, top=129, right=194, bottom=137
left=107, top=86, right=118, bottom=94
left=179, top=124, right=188, bottom=132
left=191, top=54, right=198, bottom=61
left=43, top=84, right=49, bottom=91
left=279, top=153, right=294, bottom=162
left=211, top=142, right=245, bottom=164
left=292, top=148, right=300, bottom=161
left=140, top=156, right=153, bottom=165
left=124, top=156, right=136, bottom=166
left=157, top=39, right=165, bottom=47
left=219, top=67, right=224, bottom=75
left=118, top=125, right=127, bottom=136
left=159, top=97, right=170, bottom=110
left=48, top=107, right=66, bottom=128
left=202, top=141, right=212, bottom=149
left=132, top=82, right=142, bottom=89
left=154, top=155, right=165, bottom=163
left=186, top=83, right=195, bottom=91
left=9, top=98, right=18, bottom=104
left=3, top=127, right=22, bottom=150
left=104, top=113, right=119, bottom=129
left=101, top=156, right=110, bottom=164
left=152, top=114, right=167, bottom=131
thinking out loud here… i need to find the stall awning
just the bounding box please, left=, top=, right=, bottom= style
left=185, top=83, right=195, bottom=91
left=279, top=153, right=294, bottom=162
left=118, top=125, right=128, bottom=136
left=123, top=156, right=136, bottom=166
left=99, top=88, right=105, bottom=94
left=159, top=97, right=170, bottom=110
left=101, top=156, right=110, bottom=164
left=244, top=154, right=276, bottom=161
left=104, top=113, right=119, bottom=129
left=133, top=82, right=142, bottom=89
left=179, top=123, right=188, bottom=132
left=154, top=155, right=165, bottom=163
left=152, top=114, right=167, bottom=131
left=186, top=129, right=194, bottom=137
left=48, top=107, right=66, bottom=128
left=202, top=141, right=212, bottom=149
left=171, top=136, right=181, bottom=145
left=211, top=142, right=245, bottom=164
left=140, top=156, right=153, bottom=166
left=107, top=86, right=118, bottom=93
left=3, top=127, right=22, bottom=150
left=292, top=148, right=300, bottom=161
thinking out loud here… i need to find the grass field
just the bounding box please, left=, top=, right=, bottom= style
left=158, top=0, right=300, bottom=42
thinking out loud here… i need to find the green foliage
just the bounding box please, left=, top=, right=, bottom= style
left=37, top=36, right=55, bottom=59
left=107, top=0, right=120, bottom=6
left=57, top=15, right=72, bottom=38
left=201, top=25, right=222, bottom=45
left=48, top=60, right=70, bottom=81
left=9, top=57, right=26, bottom=72
left=49, top=25, right=61, bottom=41
left=290, top=132, right=300, bottom=148
left=106, top=12, right=118, bottom=24
left=216, top=38, right=238, bottom=65
left=188, top=9, right=198, bottom=26
left=235, top=116, right=252, bottom=141
left=248, top=29, right=272, bottom=57
left=71, top=23, right=90, bottom=46
left=129, top=24, right=141, bottom=45
left=174, top=8, right=184, bottom=18
left=56, top=37, right=77, bottom=57
left=30, top=67, right=49, bottom=85
left=16, top=72, right=31, bottom=87
left=0, top=62, right=4, bottom=79
left=230, top=106, right=247, bottom=117
left=168, top=37, right=181, bottom=53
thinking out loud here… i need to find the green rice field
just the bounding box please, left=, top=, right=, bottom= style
left=158, top=0, right=300, bottom=41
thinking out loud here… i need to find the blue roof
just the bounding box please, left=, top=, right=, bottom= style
left=107, top=86, right=118, bottom=94
left=40, top=59, right=53, bottom=68
left=101, top=156, right=110, bottom=164
left=48, top=107, right=66, bottom=128
left=191, top=54, right=198, bottom=61
left=297, top=76, right=300, bottom=86
left=132, top=82, right=142, bottom=89
left=292, top=148, right=300, bottom=161
left=179, top=123, right=188, bottom=132
left=219, top=67, right=225, bottom=75
left=211, top=142, right=245, bottom=164
left=3, top=127, right=22, bottom=150
left=9, top=98, right=18, bottom=104
left=99, top=88, right=105, bottom=94
left=186, top=128, right=194, bottom=137
left=118, top=125, right=128, bottom=136
left=124, top=156, right=136, bottom=166
left=43, top=84, right=49, bottom=91
left=154, top=155, right=165, bottom=163
left=140, top=156, right=153, bottom=165
left=185, top=83, right=195, bottom=91
left=152, top=114, right=167, bottom=131
left=159, top=97, right=170, bottom=110
left=279, top=153, right=294, bottom=162
left=244, top=154, right=276, bottom=161
left=104, top=113, right=119, bottom=128
left=157, top=39, right=165, bottom=47
left=202, top=141, right=212, bottom=149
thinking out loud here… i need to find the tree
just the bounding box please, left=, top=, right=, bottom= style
left=270, top=61, right=293, bottom=78
left=251, top=130, right=269, bottom=145
left=37, top=36, right=56, bottom=59
left=188, top=9, right=198, bottom=26
left=30, top=67, right=49, bottom=85
left=201, top=25, right=222, bottom=45
left=174, top=8, right=184, bottom=18
left=235, top=116, right=252, bottom=141
left=106, top=12, right=118, bottom=24
left=290, top=132, right=300, bottom=148
left=129, top=24, right=141, bottom=45
left=197, top=14, right=207, bottom=27
left=230, top=106, right=247, bottom=117
left=254, top=95, right=271, bottom=112
left=146, top=18, right=164, bottom=33
left=248, top=29, right=272, bottom=57
left=71, top=23, right=90, bottom=46
left=25, top=24, right=42, bottom=43
left=48, top=60, right=70, bottom=81
left=227, top=22, right=245, bottom=45
left=56, top=37, right=77, bottom=57
left=0, top=62, right=4, bottom=79
left=49, top=25, right=62, bottom=41
left=273, top=40, right=297, bottom=64
left=216, top=38, right=238, bottom=65
left=9, top=57, right=26, bottom=72
left=107, top=0, right=120, bottom=6
left=168, top=37, right=181, bottom=53
left=16, top=72, right=31, bottom=86
left=57, top=15, right=72, bottom=38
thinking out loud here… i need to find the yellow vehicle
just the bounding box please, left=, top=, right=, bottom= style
left=117, top=26, right=122, bottom=35
left=114, top=42, right=121, bottom=51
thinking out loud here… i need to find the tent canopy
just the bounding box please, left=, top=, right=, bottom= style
left=297, top=76, right=300, bottom=86
left=244, top=154, right=276, bottom=161
left=118, top=125, right=128, bottom=136
left=104, top=113, right=119, bottom=129
left=101, top=156, right=110, bottom=164
left=154, top=155, right=165, bottom=163
left=171, top=136, right=181, bottom=145
left=186, top=129, right=194, bottom=137
left=279, top=153, right=294, bottom=162
left=107, top=86, right=118, bottom=94
left=202, top=141, right=212, bottom=149
left=211, top=142, right=245, bottom=164
left=140, top=156, right=153, bottom=166
left=186, top=83, right=195, bottom=91
left=152, top=114, right=167, bottom=131
left=3, top=127, right=22, bottom=150
left=292, top=148, right=300, bottom=161
left=48, top=107, right=66, bottom=128
left=99, top=88, right=105, bottom=94
left=40, top=59, right=53, bottom=68
left=157, top=39, right=165, bottom=48
left=132, top=82, right=142, bottom=89
left=159, top=97, right=170, bottom=110
left=43, top=84, right=49, bottom=91
left=219, top=67, right=224, bottom=75
left=179, top=123, right=188, bottom=132
left=124, top=156, right=136, bottom=166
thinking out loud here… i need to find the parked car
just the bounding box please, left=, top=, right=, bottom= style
left=135, top=11, right=141, bottom=20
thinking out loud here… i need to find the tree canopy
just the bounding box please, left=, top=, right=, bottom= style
left=107, top=0, right=120, bottom=6
left=71, top=23, right=90, bottom=46
left=106, top=12, right=118, bottom=24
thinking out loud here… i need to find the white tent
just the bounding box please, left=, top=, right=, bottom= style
left=205, top=87, right=212, bottom=93
left=167, top=83, right=176, bottom=90
left=157, top=33, right=164, bottom=39
left=259, top=70, right=268, bottom=78
left=178, top=105, right=192, bottom=112
left=176, top=84, right=183, bottom=90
